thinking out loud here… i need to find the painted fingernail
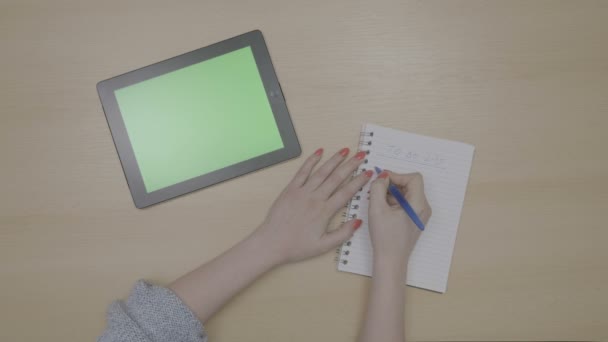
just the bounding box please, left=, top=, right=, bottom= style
left=353, top=219, right=363, bottom=230
left=354, top=151, right=366, bottom=160
left=314, top=148, right=323, bottom=156
left=339, top=147, right=350, bottom=157
left=364, top=170, right=373, bottom=177
left=378, top=171, right=389, bottom=179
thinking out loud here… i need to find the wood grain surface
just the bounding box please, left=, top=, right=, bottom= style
left=1, top=1, right=607, bottom=340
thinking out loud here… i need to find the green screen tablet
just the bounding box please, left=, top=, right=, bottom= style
left=97, top=31, right=300, bottom=208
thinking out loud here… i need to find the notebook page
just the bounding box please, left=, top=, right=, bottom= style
left=338, top=124, right=475, bottom=293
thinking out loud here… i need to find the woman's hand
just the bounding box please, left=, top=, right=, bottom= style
left=253, top=148, right=374, bottom=266
left=358, top=171, right=431, bottom=342
left=169, top=147, right=373, bottom=324
left=368, top=171, right=432, bottom=268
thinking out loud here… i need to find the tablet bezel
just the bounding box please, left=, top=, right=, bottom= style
left=97, top=30, right=300, bottom=208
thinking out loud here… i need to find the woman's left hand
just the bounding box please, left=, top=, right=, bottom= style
left=253, top=147, right=373, bottom=266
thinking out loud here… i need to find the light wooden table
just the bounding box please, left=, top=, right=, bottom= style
left=1, top=1, right=607, bottom=341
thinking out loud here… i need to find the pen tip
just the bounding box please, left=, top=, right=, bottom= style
left=374, top=166, right=382, bottom=174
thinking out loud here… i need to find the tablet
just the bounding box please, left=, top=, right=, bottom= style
left=97, top=30, right=300, bottom=208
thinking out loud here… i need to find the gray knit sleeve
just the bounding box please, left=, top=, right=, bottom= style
left=98, top=280, right=207, bottom=342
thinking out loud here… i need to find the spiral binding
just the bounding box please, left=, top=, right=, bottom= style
left=335, top=127, right=374, bottom=266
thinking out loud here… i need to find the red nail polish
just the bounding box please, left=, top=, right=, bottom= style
left=353, top=219, right=363, bottom=230
left=314, top=148, right=323, bottom=156
left=339, top=148, right=350, bottom=157
left=364, top=170, right=373, bottom=177
left=354, top=151, right=366, bottom=160
left=378, top=171, right=389, bottom=179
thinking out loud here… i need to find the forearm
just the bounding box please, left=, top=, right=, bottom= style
left=169, top=230, right=280, bottom=323
left=358, top=257, right=407, bottom=342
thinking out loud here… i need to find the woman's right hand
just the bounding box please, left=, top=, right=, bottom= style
left=368, top=171, right=432, bottom=269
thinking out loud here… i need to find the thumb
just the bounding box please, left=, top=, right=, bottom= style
left=369, top=171, right=390, bottom=209
left=320, top=219, right=362, bottom=252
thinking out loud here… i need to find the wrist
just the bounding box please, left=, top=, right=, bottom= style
left=373, top=253, right=408, bottom=279
left=246, top=226, right=286, bottom=269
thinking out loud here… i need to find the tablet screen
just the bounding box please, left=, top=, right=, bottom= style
left=114, top=46, right=284, bottom=193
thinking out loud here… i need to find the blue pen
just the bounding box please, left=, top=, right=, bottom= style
left=374, top=166, right=425, bottom=231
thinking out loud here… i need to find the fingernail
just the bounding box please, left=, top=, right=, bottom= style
left=378, top=171, right=389, bottom=179
left=339, top=147, right=350, bottom=157
left=353, top=219, right=363, bottom=230
left=364, top=170, right=373, bottom=177
left=314, top=148, right=323, bottom=156
left=354, top=151, right=366, bottom=160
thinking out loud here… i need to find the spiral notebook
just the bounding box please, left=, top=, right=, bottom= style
left=337, top=124, right=475, bottom=293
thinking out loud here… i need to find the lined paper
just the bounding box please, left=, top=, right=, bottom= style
left=338, top=124, right=475, bottom=293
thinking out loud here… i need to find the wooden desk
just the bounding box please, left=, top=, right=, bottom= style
left=1, top=1, right=606, bottom=340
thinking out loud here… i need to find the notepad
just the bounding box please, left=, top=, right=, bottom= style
left=337, top=124, right=475, bottom=293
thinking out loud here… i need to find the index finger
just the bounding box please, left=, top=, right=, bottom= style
left=387, top=171, right=426, bottom=205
